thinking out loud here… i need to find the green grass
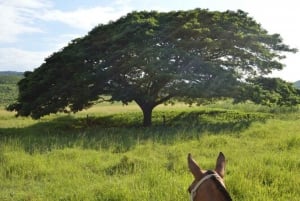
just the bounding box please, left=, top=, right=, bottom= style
left=0, top=103, right=300, bottom=201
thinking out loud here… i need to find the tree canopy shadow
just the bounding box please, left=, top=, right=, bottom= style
left=166, top=110, right=270, bottom=132
left=0, top=109, right=271, bottom=154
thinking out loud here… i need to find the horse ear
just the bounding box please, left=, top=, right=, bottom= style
left=215, top=152, right=226, bottom=178
left=188, top=153, right=202, bottom=179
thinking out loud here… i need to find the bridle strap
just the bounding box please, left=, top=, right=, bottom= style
left=190, top=173, right=225, bottom=201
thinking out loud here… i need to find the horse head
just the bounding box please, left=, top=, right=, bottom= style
left=188, top=152, right=232, bottom=201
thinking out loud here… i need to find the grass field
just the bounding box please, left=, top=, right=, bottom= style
left=0, top=102, right=300, bottom=201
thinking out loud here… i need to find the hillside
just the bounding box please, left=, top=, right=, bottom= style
left=0, top=72, right=23, bottom=106
left=294, top=80, right=300, bottom=88
left=0, top=71, right=23, bottom=76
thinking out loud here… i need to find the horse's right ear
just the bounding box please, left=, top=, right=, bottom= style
left=188, top=153, right=202, bottom=179
left=215, top=152, right=226, bottom=178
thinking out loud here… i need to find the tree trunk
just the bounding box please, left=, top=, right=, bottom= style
left=135, top=99, right=155, bottom=127
left=141, top=105, right=153, bottom=127
left=135, top=95, right=173, bottom=127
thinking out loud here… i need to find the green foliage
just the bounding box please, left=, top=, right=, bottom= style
left=236, top=77, right=300, bottom=106
left=8, top=9, right=297, bottom=126
left=0, top=75, right=23, bottom=106
left=0, top=75, right=23, bottom=84
left=0, top=104, right=300, bottom=200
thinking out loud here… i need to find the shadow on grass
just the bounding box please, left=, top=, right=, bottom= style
left=167, top=110, right=270, bottom=132
left=0, top=109, right=271, bottom=154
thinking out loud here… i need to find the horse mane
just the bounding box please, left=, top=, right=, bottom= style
left=206, top=170, right=233, bottom=201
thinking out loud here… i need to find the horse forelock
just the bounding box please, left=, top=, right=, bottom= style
left=206, top=170, right=232, bottom=201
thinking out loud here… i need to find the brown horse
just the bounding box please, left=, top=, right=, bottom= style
left=187, top=152, right=232, bottom=201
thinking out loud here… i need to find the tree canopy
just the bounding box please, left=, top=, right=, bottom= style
left=8, top=9, right=298, bottom=126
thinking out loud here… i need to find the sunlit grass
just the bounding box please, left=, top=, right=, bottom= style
left=0, top=102, right=300, bottom=201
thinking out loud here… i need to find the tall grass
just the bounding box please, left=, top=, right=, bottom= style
left=0, top=103, right=299, bottom=200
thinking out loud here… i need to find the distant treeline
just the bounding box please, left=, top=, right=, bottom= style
left=0, top=71, right=23, bottom=76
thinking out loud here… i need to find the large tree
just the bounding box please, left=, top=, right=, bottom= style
left=8, top=9, right=297, bottom=126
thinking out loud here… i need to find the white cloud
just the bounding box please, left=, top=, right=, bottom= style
left=0, top=7, right=37, bottom=43
left=0, top=48, right=50, bottom=71
left=0, top=0, right=131, bottom=44
left=0, top=0, right=51, bottom=43
left=39, top=6, right=130, bottom=30
left=0, top=0, right=132, bottom=72
left=1, top=0, right=52, bottom=8
left=271, top=53, right=300, bottom=82
left=0, top=33, right=84, bottom=72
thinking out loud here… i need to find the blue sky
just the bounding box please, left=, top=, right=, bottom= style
left=0, top=0, right=299, bottom=81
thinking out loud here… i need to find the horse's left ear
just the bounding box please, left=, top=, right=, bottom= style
left=188, top=153, right=202, bottom=180
left=215, top=152, right=226, bottom=178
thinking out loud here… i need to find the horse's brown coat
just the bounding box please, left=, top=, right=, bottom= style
left=188, top=152, right=232, bottom=201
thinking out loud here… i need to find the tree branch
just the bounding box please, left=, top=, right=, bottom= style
left=154, top=94, right=174, bottom=106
